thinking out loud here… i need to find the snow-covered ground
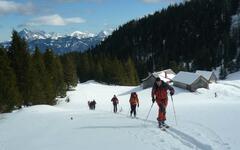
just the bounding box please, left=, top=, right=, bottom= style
left=0, top=72, right=240, bottom=150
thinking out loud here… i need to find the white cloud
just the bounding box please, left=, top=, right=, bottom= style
left=0, top=0, right=35, bottom=15
left=26, top=14, right=86, bottom=26
left=141, top=0, right=180, bottom=4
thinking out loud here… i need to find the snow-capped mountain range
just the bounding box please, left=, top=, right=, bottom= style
left=1, top=28, right=112, bottom=54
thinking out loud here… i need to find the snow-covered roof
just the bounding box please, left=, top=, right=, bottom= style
left=172, top=71, right=201, bottom=85
left=152, top=72, right=171, bottom=82
left=196, top=70, right=215, bottom=80
left=154, top=69, right=176, bottom=75
left=142, top=69, right=175, bottom=82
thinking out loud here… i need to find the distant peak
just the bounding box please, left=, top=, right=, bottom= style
left=70, top=31, right=95, bottom=39
left=97, top=29, right=113, bottom=37
left=18, top=28, right=49, bottom=41
left=22, top=28, right=30, bottom=32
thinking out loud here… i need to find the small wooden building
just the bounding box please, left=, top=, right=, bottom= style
left=196, top=70, right=218, bottom=83
left=141, top=69, right=176, bottom=89
left=172, top=71, right=209, bottom=92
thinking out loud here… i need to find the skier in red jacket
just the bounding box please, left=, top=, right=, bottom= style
left=152, top=77, right=174, bottom=128
left=129, top=92, right=139, bottom=118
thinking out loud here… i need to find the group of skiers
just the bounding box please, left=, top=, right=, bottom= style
left=110, top=77, right=175, bottom=128
left=111, top=92, right=140, bottom=117
left=86, top=77, right=174, bottom=128
left=88, top=100, right=96, bottom=110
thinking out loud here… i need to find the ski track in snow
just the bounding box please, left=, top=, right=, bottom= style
left=116, top=112, right=229, bottom=150
left=185, top=121, right=231, bottom=150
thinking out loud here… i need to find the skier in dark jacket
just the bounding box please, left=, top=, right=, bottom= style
left=88, top=100, right=96, bottom=110
left=111, top=95, right=119, bottom=113
left=92, top=100, right=96, bottom=110
left=152, top=77, right=174, bottom=128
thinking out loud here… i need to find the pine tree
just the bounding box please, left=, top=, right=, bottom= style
left=219, top=65, right=227, bottom=79
left=55, top=56, right=67, bottom=98
left=0, top=46, right=20, bottom=112
left=228, top=60, right=237, bottom=73
left=125, top=57, right=139, bottom=85
left=236, top=53, right=240, bottom=70
left=29, top=47, right=50, bottom=104
left=101, top=56, right=113, bottom=83
left=95, top=61, right=104, bottom=81
left=44, top=49, right=62, bottom=103
left=62, top=55, right=78, bottom=90
left=8, top=30, right=31, bottom=106
left=44, top=49, right=66, bottom=100
left=78, top=54, right=90, bottom=82
left=169, top=60, right=180, bottom=72
left=111, top=57, right=127, bottom=85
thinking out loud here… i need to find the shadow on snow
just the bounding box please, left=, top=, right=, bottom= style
left=75, top=125, right=144, bottom=130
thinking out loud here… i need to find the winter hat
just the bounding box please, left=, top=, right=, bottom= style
left=156, top=77, right=161, bottom=81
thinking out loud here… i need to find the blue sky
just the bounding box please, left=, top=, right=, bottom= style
left=0, top=0, right=180, bottom=41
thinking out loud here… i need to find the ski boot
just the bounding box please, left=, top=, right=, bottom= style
left=162, top=122, right=170, bottom=128
left=158, top=121, right=166, bottom=131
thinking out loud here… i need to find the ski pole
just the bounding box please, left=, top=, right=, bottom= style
left=171, top=95, right=177, bottom=125
left=145, top=102, right=154, bottom=121
left=136, top=104, right=139, bottom=112
left=127, top=107, right=131, bottom=116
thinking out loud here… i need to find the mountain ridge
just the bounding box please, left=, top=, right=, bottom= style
left=1, top=28, right=113, bottom=54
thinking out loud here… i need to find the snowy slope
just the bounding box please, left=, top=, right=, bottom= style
left=0, top=73, right=240, bottom=150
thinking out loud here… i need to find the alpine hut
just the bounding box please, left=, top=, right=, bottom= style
left=196, top=70, right=217, bottom=83
left=172, top=71, right=209, bottom=92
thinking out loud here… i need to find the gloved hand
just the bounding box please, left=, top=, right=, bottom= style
left=170, top=90, right=175, bottom=96
left=152, top=98, right=155, bottom=103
